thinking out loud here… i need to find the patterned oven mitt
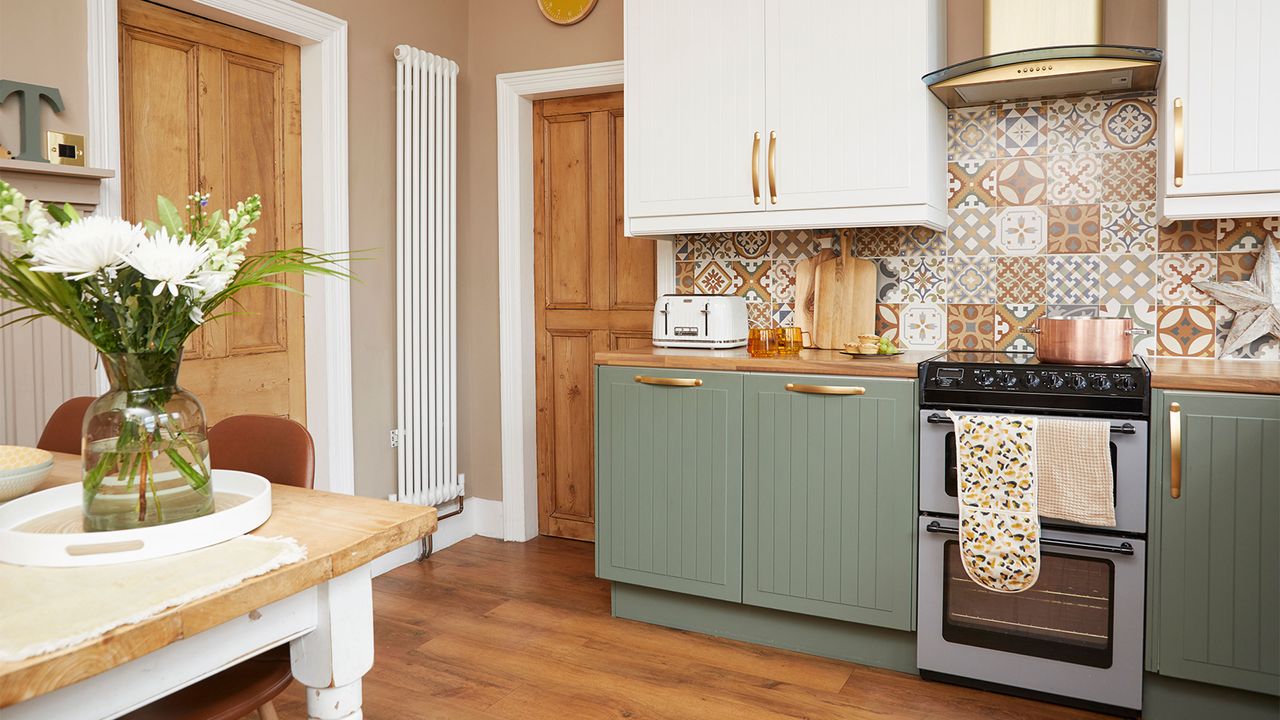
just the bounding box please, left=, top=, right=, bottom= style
left=947, top=411, right=1041, bottom=593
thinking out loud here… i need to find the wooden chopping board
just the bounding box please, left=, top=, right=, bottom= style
left=812, top=234, right=875, bottom=350
left=794, top=247, right=836, bottom=343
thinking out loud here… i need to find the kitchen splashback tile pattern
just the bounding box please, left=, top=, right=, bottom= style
left=671, top=93, right=1280, bottom=359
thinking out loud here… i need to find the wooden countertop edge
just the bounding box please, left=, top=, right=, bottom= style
left=0, top=503, right=436, bottom=707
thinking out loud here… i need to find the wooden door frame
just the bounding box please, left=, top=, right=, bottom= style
left=497, top=62, right=674, bottom=542
left=87, top=0, right=355, bottom=494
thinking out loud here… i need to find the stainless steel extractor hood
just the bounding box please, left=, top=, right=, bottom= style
left=924, top=0, right=1162, bottom=108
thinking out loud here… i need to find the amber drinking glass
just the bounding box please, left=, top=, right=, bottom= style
left=747, top=327, right=777, bottom=357
left=774, top=327, right=804, bottom=355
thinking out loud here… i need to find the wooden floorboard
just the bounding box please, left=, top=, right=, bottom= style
left=270, top=536, right=1104, bottom=719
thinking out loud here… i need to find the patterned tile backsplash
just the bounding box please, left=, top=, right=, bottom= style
left=671, top=93, right=1280, bottom=359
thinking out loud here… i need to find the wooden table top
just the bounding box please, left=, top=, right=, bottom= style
left=595, top=347, right=1280, bottom=394
left=0, top=453, right=437, bottom=708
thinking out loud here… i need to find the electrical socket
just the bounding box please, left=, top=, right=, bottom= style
left=389, top=429, right=400, bottom=448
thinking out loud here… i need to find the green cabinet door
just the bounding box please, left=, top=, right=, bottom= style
left=1150, top=390, right=1280, bottom=696
left=742, top=374, right=917, bottom=630
left=595, top=366, right=744, bottom=602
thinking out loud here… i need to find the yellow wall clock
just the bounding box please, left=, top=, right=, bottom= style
left=537, top=0, right=598, bottom=25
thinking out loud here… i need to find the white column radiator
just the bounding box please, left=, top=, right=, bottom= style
left=394, top=45, right=461, bottom=506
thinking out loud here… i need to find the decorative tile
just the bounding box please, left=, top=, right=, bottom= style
left=1046, top=153, right=1102, bottom=204
left=948, top=255, right=998, bottom=304
left=947, top=160, right=998, bottom=210
left=1158, top=219, right=1218, bottom=253
left=947, top=303, right=996, bottom=350
left=1046, top=96, right=1105, bottom=154
left=997, top=103, right=1047, bottom=157
left=875, top=303, right=901, bottom=344
left=1101, top=201, right=1156, bottom=253
left=1045, top=255, right=1101, bottom=305
left=1157, top=305, right=1216, bottom=357
left=1046, top=205, right=1101, bottom=254
left=996, top=256, right=1047, bottom=303
left=731, top=260, right=772, bottom=302
left=900, top=257, right=948, bottom=303
left=996, top=158, right=1047, bottom=206
left=732, top=230, right=770, bottom=259
left=770, top=229, right=821, bottom=258
left=854, top=226, right=903, bottom=258
left=903, top=226, right=947, bottom=257
left=900, top=302, right=947, bottom=350
left=675, top=261, right=696, bottom=294
left=994, top=303, right=1043, bottom=353
left=746, top=301, right=773, bottom=329
left=691, top=232, right=735, bottom=260
left=1104, top=302, right=1157, bottom=357
left=948, top=106, right=997, bottom=162
left=1101, top=150, right=1156, bottom=201
left=772, top=303, right=795, bottom=328
left=693, top=259, right=740, bottom=294
left=1047, top=305, right=1099, bottom=318
left=1101, top=98, right=1157, bottom=151
left=1218, top=217, right=1275, bottom=252
left=874, top=258, right=904, bottom=303
left=1157, top=252, right=1216, bottom=305
left=947, top=208, right=1000, bottom=256
left=1217, top=251, right=1259, bottom=282
left=673, top=236, right=695, bottom=261
left=764, top=259, right=797, bottom=303
left=1215, top=305, right=1280, bottom=360
left=1100, top=253, right=1157, bottom=307
left=997, top=206, right=1048, bottom=254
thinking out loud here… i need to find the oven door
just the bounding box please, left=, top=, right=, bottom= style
left=916, top=517, right=1146, bottom=713
left=918, top=410, right=1148, bottom=533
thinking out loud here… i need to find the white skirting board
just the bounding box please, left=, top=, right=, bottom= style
left=369, top=496, right=505, bottom=577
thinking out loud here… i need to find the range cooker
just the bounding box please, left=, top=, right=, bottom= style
left=915, top=351, right=1151, bottom=717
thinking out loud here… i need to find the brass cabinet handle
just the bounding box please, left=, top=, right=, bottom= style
left=635, top=375, right=702, bottom=387
left=785, top=383, right=865, bottom=396
left=1169, top=402, right=1182, bottom=499
left=767, top=130, right=778, bottom=204
left=751, top=132, right=761, bottom=205
left=1173, top=97, right=1185, bottom=188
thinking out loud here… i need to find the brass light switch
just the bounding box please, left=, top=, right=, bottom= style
left=46, top=131, right=85, bottom=166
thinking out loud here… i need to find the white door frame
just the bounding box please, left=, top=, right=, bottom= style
left=87, top=0, right=355, bottom=494
left=495, top=61, right=673, bottom=542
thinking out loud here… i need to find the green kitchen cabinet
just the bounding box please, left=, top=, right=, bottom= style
left=595, top=366, right=744, bottom=602
left=742, top=374, right=917, bottom=631
left=1149, top=390, right=1280, bottom=696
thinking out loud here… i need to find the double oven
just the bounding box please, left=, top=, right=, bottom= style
left=915, top=352, right=1151, bottom=717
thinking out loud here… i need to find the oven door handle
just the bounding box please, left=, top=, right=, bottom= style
left=924, top=413, right=1137, bottom=435
left=924, top=520, right=1135, bottom=556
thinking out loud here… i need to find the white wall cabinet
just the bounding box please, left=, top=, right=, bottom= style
left=1158, top=0, right=1280, bottom=220
left=625, top=0, right=947, bottom=236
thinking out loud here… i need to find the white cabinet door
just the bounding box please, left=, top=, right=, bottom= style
left=764, top=0, right=944, bottom=216
left=1160, top=0, right=1280, bottom=215
left=625, top=0, right=767, bottom=222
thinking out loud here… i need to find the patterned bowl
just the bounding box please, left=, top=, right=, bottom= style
left=0, top=446, right=55, bottom=502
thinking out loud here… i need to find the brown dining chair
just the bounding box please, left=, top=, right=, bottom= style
left=35, top=396, right=95, bottom=455
left=124, top=415, right=314, bottom=720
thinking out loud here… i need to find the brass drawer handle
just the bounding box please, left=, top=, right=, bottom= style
left=1173, top=97, right=1185, bottom=188
left=767, top=130, right=778, bottom=204
left=751, top=132, right=761, bottom=205
left=635, top=375, right=702, bottom=387
left=785, top=383, right=865, bottom=396
left=1169, top=402, right=1182, bottom=499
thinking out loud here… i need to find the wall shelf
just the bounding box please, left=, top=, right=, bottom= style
left=0, top=158, right=114, bottom=212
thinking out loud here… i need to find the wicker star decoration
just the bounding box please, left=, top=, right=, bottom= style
left=1193, top=236, right=1280, bottom=356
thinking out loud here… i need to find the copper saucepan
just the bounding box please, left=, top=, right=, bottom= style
left=1024, top=317, right=1147, bottom=365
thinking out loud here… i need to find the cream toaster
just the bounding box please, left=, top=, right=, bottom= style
left=652, top=294, right=748, bottom=349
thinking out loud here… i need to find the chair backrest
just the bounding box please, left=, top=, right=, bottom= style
left=36, top=396, right=96, bottom=455
left=207, top=415, right=315, bottom=489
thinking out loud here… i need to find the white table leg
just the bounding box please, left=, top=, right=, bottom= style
left=290, top=565, right=374, bottom=720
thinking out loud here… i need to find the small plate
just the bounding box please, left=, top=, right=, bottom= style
left=839, top=350, right=905, bottom=358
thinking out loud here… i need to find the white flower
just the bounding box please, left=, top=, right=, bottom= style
left=31, top=216, right=145, bottom=279
left=192, top=268, right=235, bottom=300
left=189, top=306, right=206, bottom=325
left=123, top=228, right=210, bottom=296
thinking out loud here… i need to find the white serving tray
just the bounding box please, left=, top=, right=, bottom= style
left=0, top=470, right=272, bottom=567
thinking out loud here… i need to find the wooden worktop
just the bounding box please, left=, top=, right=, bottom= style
left=0, top=453, right=437, bottom=708
left=595, top=347, right=1280, bottom=394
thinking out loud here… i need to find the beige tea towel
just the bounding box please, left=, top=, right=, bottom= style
left=1037, top=417, right=1117, bottom=528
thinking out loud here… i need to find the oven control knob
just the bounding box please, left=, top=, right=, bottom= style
left=1001, top=374, right=1019, bottom=389
left=1115, top=375, right=1136, bottom=392
left=1070, top=374, right=1088, bottom=391
left=1025, top=373, right=1042, bottom=388
left=1047, top=374, right=1065, bottom=389
left=1092, top=375, right=1113, bottom=391
left=976, top=370, right=996, bottom=387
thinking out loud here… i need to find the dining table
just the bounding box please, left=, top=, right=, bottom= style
left=0, top=452, right=437, bottom=720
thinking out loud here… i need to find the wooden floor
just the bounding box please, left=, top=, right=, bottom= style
left=272, top=536, right=1105, bottom=719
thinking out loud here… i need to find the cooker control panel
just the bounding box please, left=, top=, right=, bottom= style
left=925, top=365, right=1147, bottom=399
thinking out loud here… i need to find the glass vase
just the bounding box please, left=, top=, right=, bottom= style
left=82, top=351, right=214, bottom=531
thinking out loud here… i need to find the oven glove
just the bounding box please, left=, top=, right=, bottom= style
left=948, top=411, right=1042, bottom=593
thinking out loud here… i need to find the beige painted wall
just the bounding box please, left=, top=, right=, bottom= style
left=0, top=0, right=90, bottom=157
